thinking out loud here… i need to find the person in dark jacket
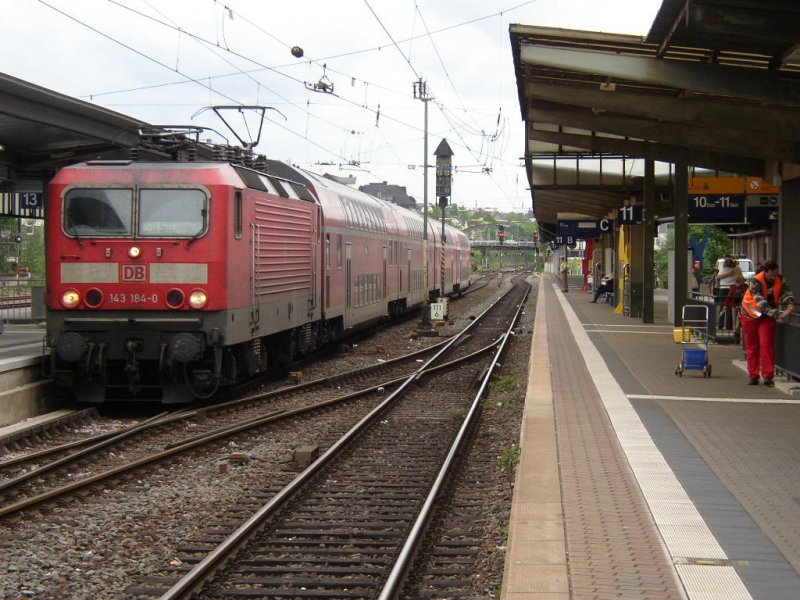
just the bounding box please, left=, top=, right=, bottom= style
left=589, top=275, right=614, bottom=303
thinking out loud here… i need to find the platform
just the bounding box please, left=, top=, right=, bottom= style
left=0, top=322, right=45, bottom=366
left=502, top=275, right=800, bottom=599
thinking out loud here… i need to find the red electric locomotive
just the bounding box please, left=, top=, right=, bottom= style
left=45, top=152, right=470, bottom=403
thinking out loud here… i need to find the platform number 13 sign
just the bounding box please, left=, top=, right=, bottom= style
left=21, top=192, right=43, bottom=209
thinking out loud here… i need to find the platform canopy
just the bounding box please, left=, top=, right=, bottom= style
left=0, top=72, right=152, bottom=193
left=511, top=0, right=800, bottom=238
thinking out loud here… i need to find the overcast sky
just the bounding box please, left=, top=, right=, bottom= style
left=2, top=0, right=662, bottom=213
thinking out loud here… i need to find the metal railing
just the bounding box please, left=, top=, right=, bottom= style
left=0, top=277, right=45, bottom=323
left=689, top=286, right=800, bottom=386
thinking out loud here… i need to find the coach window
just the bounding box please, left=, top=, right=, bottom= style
left=139, top=189, right=208, bottom=237
left=337, top=234, right=343, bottom=270
left=234, top=191, right=243, bottom=239
left=325, top=234, right=331, bottom=268
left=64, top=188, right=133, bottom=237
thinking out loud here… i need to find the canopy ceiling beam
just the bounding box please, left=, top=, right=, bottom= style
left=528, top=106, right=800, bottom=163
left=519, top=44, right=800, bottom=107
left=685, top=3, right=800, bottom=48
left=524, top=82, right=800, bottom=139
left=657, top=0, right=690, bottom=57
left=527, top=128, right=765, bottom=175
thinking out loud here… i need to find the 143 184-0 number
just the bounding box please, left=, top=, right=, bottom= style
left=109, top=293, right=159, bottom=304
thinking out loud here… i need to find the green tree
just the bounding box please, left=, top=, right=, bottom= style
left=700, top=229, right=733, bottom=283
left=655, top=225, right=732, bottom=288
left=20, top=221, right=46, bottom=278
left=0, top=218, right=21, bottom=275
left=0, top=218, right=45, bottom=278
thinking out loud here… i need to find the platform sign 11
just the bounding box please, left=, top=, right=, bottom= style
left=618, top=205, right=643, bottom=225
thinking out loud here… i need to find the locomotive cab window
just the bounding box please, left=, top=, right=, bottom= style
left=64, top=189, right=133, bottom=236
left=139, top=189, right=208, bottom=237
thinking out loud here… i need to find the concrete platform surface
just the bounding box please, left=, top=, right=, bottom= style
left=502, top=276, right=800, bottom=600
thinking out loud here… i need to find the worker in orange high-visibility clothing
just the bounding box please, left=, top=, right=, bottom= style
left=739, top=259, right=795, bottom=386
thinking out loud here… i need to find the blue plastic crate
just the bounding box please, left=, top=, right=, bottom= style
left=684, top=349, right=706, bottom=369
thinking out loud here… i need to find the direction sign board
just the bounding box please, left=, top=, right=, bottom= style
left=686, top=177, right=780, bottom=225
left=746, top=194, right=780, bottom=225
left=688, top=193, right=746, bottom=224
left=557, top=219, right=615, bottom=238
left=688, top=176, right=780, bottom=195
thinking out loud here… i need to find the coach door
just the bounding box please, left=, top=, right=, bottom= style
left=383, top=246, right=388, bottom=301
left=308, top=207, right=320, bottom=318
left=345, top=243, right=352, bottom=313
left=250, top=221, right=261, bottom=334
left=408, top=247, right=412, bottom=293
left=325, top=234, right=331, bottom=310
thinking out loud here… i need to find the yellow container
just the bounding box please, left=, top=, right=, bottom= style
left=673, top=327, right=692, bottom=343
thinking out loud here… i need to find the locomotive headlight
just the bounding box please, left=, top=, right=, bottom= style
left=61, top=289, right=81, bottom=308
left=128, top=245, right=142, bottom=259
left=188, top=289, right=208, bottom=309
left=166, top=288, right=185, bottom=309
left=85, top=288, right=104, bottom=308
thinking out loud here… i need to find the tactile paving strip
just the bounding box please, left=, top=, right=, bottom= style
left=546, top=285, right=685, bottom=600
left=553, top=283, right=757, bottom=600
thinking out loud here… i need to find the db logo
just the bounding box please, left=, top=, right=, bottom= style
left=121, top=264, right=147, bottom=282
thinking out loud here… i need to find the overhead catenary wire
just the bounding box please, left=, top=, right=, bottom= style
left=94, top=0, right=427, bottom=143
left=42, top=0, right=531, bottom=206
left=363, top=0, right=511, bottom=185
left=37, top=0, right=353, bottom=164
left=101, top=0, right=521, bottom=174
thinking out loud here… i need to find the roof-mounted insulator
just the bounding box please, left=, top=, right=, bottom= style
left=214, top=145, right=226, bottom=162
left=186, top=147, right=197, bottom=162
left=242, top=149, right=255, bottom=168
left=225, top=146, right=242, bottom=163
left=129, top=146, right=141, bottom=162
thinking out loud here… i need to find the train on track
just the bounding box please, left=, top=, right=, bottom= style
left=45, top=134, right=471, bottom=403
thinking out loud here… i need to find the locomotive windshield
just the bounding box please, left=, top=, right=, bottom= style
left=139, top=189, right=207, bottom=237
left=64, top=188, right=207, bottom=238
left=65, top=189, right=133, bottom=236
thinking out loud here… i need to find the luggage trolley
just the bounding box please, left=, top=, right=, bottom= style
left=674, top=305, right=711, bottom=377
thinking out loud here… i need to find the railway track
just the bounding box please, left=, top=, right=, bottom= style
left=0, top=278, right=515, bottom=519
left=0, top=337, right=461, bottom=516
left=0, top=272, right=529, bottom=598
left=128, top=275, right=530, bottom=599
left=0, top=273, right=497, bottom=458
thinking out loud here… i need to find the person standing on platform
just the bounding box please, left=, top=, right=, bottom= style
left=560, top=256, right=569, bottom=292
left=692, top=260, right=702, bottom=294
left=739, top=259, right=795, bottom=386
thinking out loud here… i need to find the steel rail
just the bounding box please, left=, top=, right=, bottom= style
left=0, top=338, right=451, bottom=488
left=379, top=279, right=530, bottom=598
left=0, top=338, right=503, bottom=520
left=158, top=280, right=526, bottom=600
left=0, top=411, right=182, bottom=492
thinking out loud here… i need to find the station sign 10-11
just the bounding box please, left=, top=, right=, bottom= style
left=688, top=177, right=779, bottom=225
